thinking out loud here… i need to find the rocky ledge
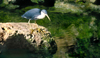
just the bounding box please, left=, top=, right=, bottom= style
left=0, top=23, right=57, bottom=58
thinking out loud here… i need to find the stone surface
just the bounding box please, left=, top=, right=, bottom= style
left=0, top=22, right=57, bottom=57
left=0, top=22, right=49, bottom=41
left=54, top=0, right=99, bottom=14
left=54, top=1, right=83, bottom=13
left=53, top=24, right=77, bottom=58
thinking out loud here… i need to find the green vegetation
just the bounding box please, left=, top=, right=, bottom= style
left=0, top=3, right=100, bottom=58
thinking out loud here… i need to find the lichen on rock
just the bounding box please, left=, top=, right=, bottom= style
left=0, top=22, right=57, bottom=58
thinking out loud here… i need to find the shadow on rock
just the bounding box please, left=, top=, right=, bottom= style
left=0, top=34, right=55, bottom=58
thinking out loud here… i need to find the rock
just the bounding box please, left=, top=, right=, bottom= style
left=0, top=23, right=46, bottom=41
left=54, top=1, right=83, bottom=13
left=90, top=0, right=96, bottom=3
left=0, top=22, right=57, bottom=58
left=0, top=33, right=4, bottom=42
left=53, top=24, right=77, bottom=58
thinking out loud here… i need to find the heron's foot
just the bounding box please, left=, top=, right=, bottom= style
left=30, top=29, right=35, bottom=34
left=36, top=28, right=45, bottom=34
left=29, top=28, right=46, bottom=34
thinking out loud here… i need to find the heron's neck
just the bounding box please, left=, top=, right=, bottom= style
left=36, top=12, right=45, bottom=19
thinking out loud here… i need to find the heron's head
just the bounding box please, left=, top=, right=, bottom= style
left=41, top=9, right=51, bottom=21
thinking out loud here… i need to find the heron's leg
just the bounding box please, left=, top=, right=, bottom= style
left=28, top=19, right=34, bottom=34
left=28, top=19, right=32, bottom=29
left=35, top=20, right=37, bottom=24
left=28, top=19, right=31, bottom=23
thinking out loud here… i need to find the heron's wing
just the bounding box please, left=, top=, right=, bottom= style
left=21, top=8, right=41, bottom=19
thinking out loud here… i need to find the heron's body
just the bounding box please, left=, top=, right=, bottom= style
left=21, top=8, right=47, bottom=20
left=21, top=8, right=50, bottom=29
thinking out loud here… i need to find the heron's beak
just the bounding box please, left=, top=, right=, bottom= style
left=46, top=14, right=51, bottom=21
